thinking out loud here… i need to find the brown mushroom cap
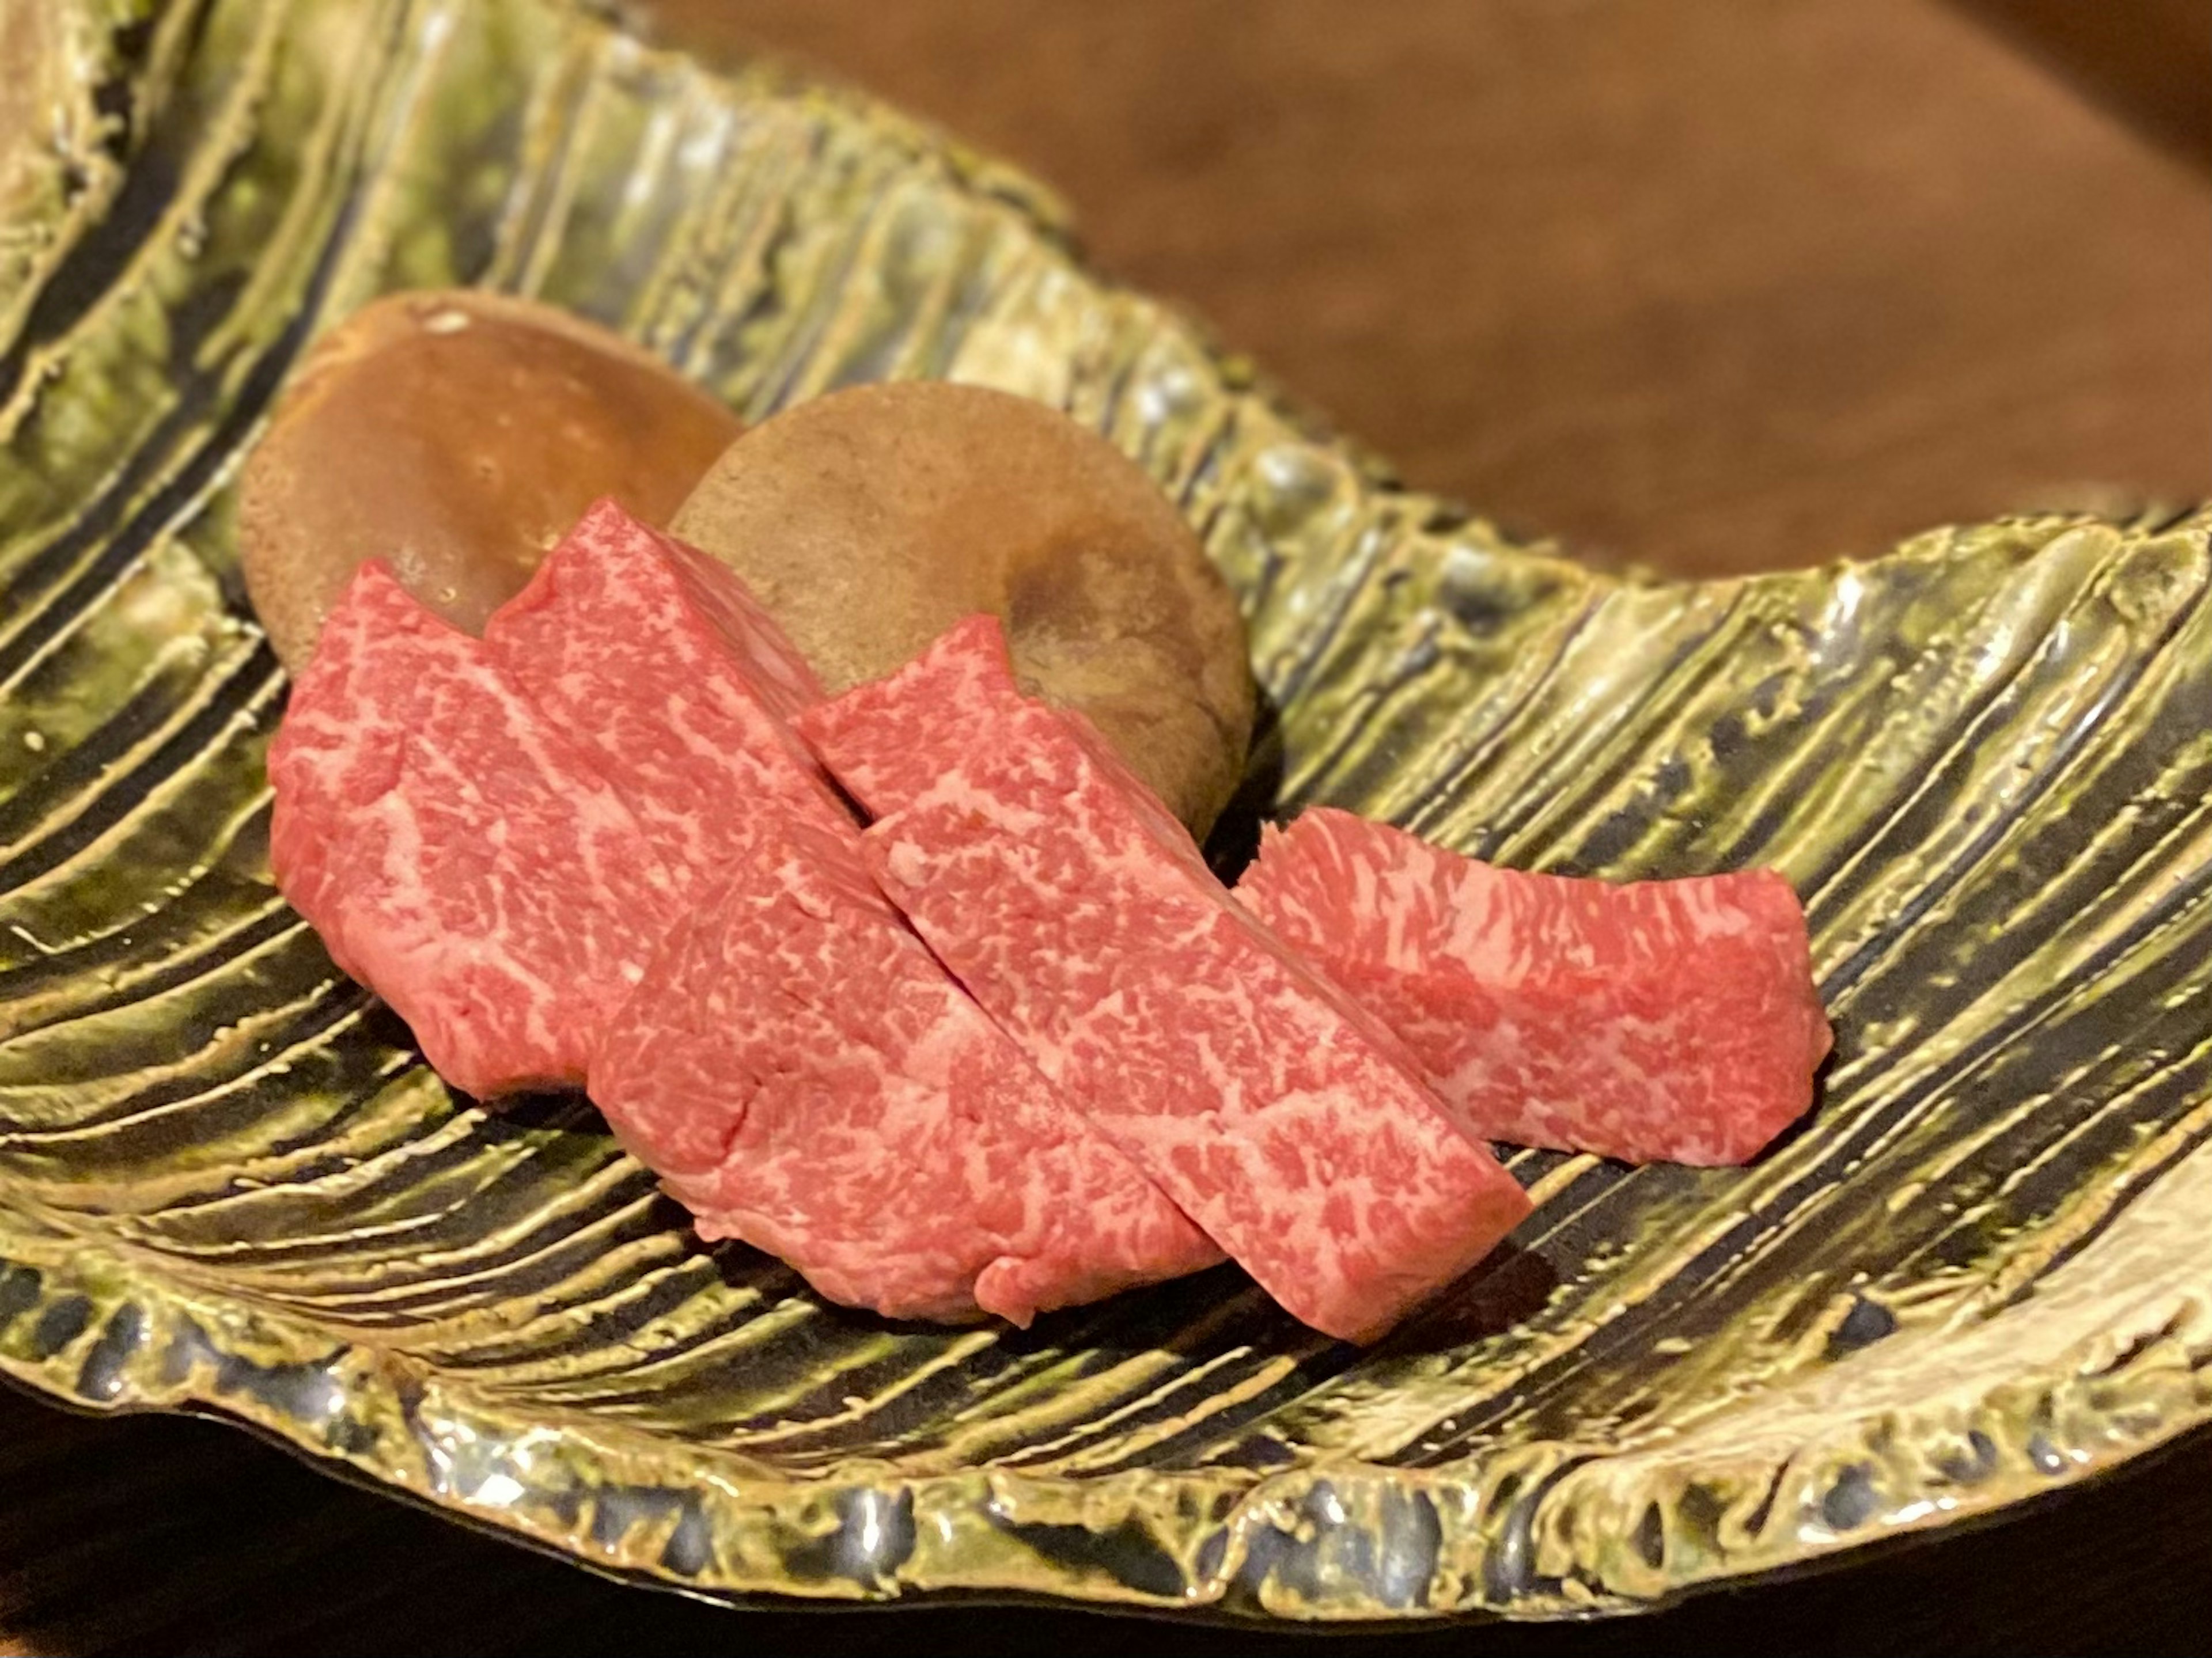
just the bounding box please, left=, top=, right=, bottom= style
left=671, top=382, right=1255, bottom=837
left=238, top=289, right=742, bottom=667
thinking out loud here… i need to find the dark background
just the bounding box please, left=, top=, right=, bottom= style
left=6, top=2, right=2209, bottom=1653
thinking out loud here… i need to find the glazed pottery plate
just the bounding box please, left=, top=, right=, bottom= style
left=2, top=0, right=2209, bottom=1625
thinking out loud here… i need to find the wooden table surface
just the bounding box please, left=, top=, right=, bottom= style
left=6, top=3, right=2210, bottom=1653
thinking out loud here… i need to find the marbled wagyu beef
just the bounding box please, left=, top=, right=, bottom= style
left=270, top=506, right=1217, bottom=1323
left=797, top=616, right=1532, bottom=1343
left=482, top=499, right=839, bottom=880
left=487, top=504, right=1221, bottom=1323
left=593, top=811, right=1224, bottom=1324
left=1238, top=809, right=1830, bottom=1165
left=267, top=564, right=676, bottom=1097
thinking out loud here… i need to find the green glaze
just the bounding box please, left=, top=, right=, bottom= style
left=1, top=0, right=2209, bottom=1622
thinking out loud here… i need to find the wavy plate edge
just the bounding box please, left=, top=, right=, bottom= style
left=3, top=1126, right=2209, bottom=1620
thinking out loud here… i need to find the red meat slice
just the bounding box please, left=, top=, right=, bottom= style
left=489, top=505, right=1220, bottom=1322
left=796, top=616, right=1532, bottom=1344
left=1238, top=808, right=1831, bottom=1165
left=483, top=498, right=848, bottom=878
left=267, top=563, right=677, bottom=1095
left=593, top=813, right=1224, bottom=1324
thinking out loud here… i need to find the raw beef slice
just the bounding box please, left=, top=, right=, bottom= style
left=797, top=616, right=1532, bottom=1344
left=1238, top=808, right=1831, bottom=1165
left=483, top=498, right=846, bottom=878
left=488, top=504, right=1219, bottom=1321
left=593, top=813, right=1223, bottom=1324
left=267, top=563, right=677, bottom=1096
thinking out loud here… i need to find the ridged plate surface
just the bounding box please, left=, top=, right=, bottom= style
left=2, top=0, right=2209, bottom=1623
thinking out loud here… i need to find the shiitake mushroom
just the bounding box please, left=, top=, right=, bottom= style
left=243, top=298, right=1253, bottom=835
left=672, top=382, right=1254, bottom=837
left=238, top=289, right=741, bottom=667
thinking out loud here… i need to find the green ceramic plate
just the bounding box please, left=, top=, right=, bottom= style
left=3, top=0, right=2209, bottom=1624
